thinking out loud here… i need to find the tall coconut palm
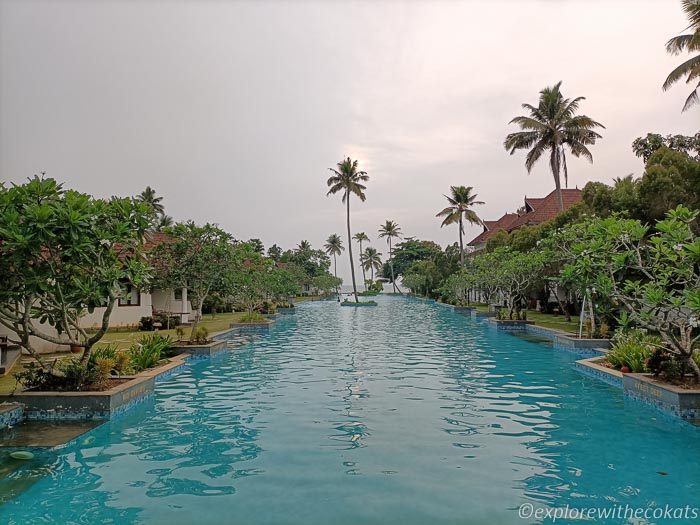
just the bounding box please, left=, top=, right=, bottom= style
left=137, top=186, right=165, bottom=216
left=326, top=157, right=369, bottom=303
left=353, top=232, right=370, bottom=290
left=663, top=0, right=700, bottom=111
left=378, top=220, right=402, bottom=293
left=297, top=240, right=312, bottom=252
left=324, top=233, right=344, bottom=294
left=157, top=214, right=173, bottom=231
left=436, top=186, right=484, bottom=266
left=360, top=247, right=383, bottom=282
left=504, top=81, right=605, bottom=211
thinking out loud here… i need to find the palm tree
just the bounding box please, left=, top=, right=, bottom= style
left=378, top=220, right=402, bottom=293
left=324, top=233, right=344, bottom=294
left=137, top=186, right=165, bottom=216
left=297, top=240, right=312, bottom=252
left=436, top=186, right=484, bottom=266
left=157, top=214, right=173, bottom=231
left=360, top=247, right=383, bottom=282
left=663, top=0, right=700, bottom=111
left=353, top=232, right=370, bottom=290
left=504, top=81, right=605, bottom=211
left=327, top=157, right=369, bottom=303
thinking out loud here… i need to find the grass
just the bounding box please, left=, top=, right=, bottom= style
left=467, top=303, right=579, bottom=334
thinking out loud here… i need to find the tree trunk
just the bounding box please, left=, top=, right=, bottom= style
left=552, top=147, right=564, bottom=212
left=359, top=240, right=367, bottom=291
left=188, top=300, right=202, bottom=343
left=459, top=216, right=464, bottom=266
left=346, top=195, right=359, bottom=303
left=389, top=238, right=400, bottom=294
left=333, top=253, right=339, bottom=294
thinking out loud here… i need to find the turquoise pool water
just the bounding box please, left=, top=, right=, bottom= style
left=2, top=296, right=699, bottom=524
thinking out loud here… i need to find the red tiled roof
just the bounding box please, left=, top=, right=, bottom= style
left=506, top=189, right=581, bottom=231
left=467, top=188, right=581, bottom=247
left=467, top=213, right=519, bottom=246
left=142, top=231, right=172, bottom=252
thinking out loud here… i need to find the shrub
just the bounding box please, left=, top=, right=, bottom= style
left=129, top=334, right=171, bottom=372
left=607, top=329, right=662, bottom=373
left=114, top=352, right=132, bottom=375
left=94, top=357, right=115, bottom=389
left=240, top=312, right=266, bottom=323
left=194, top=326, right=209, bottom=344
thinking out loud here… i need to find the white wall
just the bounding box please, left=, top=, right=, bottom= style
left=151, top=288, right=192, bottom=323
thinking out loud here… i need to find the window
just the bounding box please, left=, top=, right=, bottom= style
left=119, top=286, right=141, bottom=307
left=174, top=288, right=183, bottom=301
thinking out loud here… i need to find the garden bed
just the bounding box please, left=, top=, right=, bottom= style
left=170, top=339, right=227, bottom=357
left=622, top=373, right=700, bottom=423
left=489, top=319, right=535, bottom=330
left=0, top=354, right=190, bottom=421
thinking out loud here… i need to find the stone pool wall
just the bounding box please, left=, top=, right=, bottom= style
left=0, top=403, right=24, bottom=430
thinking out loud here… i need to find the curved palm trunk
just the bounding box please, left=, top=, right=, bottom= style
left=551, top=145, right=564, bottom=212
left=359, top=240, right=367, bottom=291
left=458, top=216, right=464, bottom=266
left=346, top=195, right=359, bottom=302
left=333, top=253, right=339, bottom=294
left=389, top=238, right=401, bottom=294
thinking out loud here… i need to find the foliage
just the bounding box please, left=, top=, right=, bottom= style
left=380, top=238, right=442, bottom=280
left=139, top=314, right=181, bottom=331
left=311, top=273, right=343, bottom=297
left=225, top=243, right=275, bottom=319
left=436, top=186, right=484, bottom=265
left=240, top=312, right=267, bottom=323
left=327, top=157, right=369, bottom=302
left=193, top=326, right=209, bottom=344
left=378, top=220, right=403, bottom=292
left=563, top=207, right=700, bottom=379
left=662, top=0, right=700, bottom=111
left=0, top=176, right=152, bottom=371
left=150, top=222, right=236, bottom=343
left=632, top=132, right=700, bottom=162
left=504, top=81, right=604, bottom=211
left=129, top=333, right=171, bottom=371
left=606, top=329, right=662, bottom=372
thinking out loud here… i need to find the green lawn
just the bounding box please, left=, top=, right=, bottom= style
left=468, top=303, right=579, bottom=334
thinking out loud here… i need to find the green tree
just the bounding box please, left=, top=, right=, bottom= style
left=326, top=157, right=369, bottom=303
left=312, top=273, right=343, bottom=298
left=137, top=186, right=165, bottom=222
left=267, top=244, right=282, bottom=262
left=360, top=247, right=383, bottom=282
left=504, top=81, right=605, bottom=211
left=297, top=240, right=312, bottom=251
left=247, top=238, right=265, bottom=255
left=0, top=176, right=152, bottom=373
left=436, top=185, right=484, bottom=266
left=225, top=243, right=275, bottom=320
left=381, top=238, right=442, bottom=279
left=324, top=233, right=344, bottom=294
left=564, top=208, right=700, bottom=380
left=632, top=132, right=700, bottom=162
left=353, top=232, right=370, bottom=290
left=638, top=147, right=700, bottom=221
left=378, top=220, right=403, bottom=293
left=663, top=0, right=700, bottom=111
left=150, top=222, right=236, bottom=342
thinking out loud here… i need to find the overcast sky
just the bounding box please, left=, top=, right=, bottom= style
left=1, top=0, right=698, bottom=281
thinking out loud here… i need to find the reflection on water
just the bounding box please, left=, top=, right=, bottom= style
left=1, top=297, right=699, bottom=525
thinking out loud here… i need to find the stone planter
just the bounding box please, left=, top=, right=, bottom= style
left=170, top=339, right=227, bottom=357
left=0, top=403, right=24, bottom=430
left=470, top=309, right=495, bottom=319
left=453, top=306, right=475, bottom=313
left=0, top=354, right=190, bottom=421
left=340, top=302, right=377, bottom=307
left=622, top=373, right=700, bottom=423
left=489, top=319, right=535, bottom=330
left=574, top=357, right=623, bottom=388
left=229, top=321, right=273, bottom=333
left=552, top=334, right=610, bottom=352
left=276, top=307, right=297, bottom=315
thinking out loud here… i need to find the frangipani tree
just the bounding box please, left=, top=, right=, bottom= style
left=0, top=176, right=152, bottom=370
left=564, top=207, right=700, bottom=380
left=150, top=222, right=236, bottom=342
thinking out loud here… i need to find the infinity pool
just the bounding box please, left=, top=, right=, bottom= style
left=2, top=296, right=699, bottom=524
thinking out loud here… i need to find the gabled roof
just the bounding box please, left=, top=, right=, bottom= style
left=467, top=188, right=582, bottom=247
left=506, top=189, right=581, bottom=231
left=467, top=213, right=519, bottom=246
